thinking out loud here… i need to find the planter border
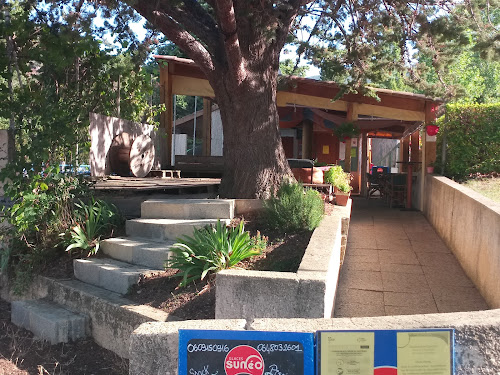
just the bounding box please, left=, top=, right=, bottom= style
left=216, top=200, right=352, bottom=319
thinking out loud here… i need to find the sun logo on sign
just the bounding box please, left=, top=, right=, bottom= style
left=224, top=345, right=264, bottom=375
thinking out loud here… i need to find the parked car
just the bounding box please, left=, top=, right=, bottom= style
left=77, top=164, right=91, bottom=175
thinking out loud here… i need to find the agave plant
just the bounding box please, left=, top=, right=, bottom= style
left=167, top=220, right=262, bottom=287
left=64, top=199, right=122, bottom=257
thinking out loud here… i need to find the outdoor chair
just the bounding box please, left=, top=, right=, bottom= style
left=367, top=166, right=390, bottom=198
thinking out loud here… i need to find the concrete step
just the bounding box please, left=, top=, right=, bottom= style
left=37, top=277, right=176, bottom=358
left=140, top=199, right=235, bottom=220
left=11, top=299, right=88, bottom=344
left=126, top=218, right=230, bottom=241
left=101, top=237, right=174, bottom=270
left=73, top=258, right=156, bottom=295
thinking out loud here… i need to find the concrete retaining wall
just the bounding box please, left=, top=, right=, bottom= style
left=1, top=275, right=175, bottom=358
left=215, top=201, right=351, bottom=319
left=129, top=308, right=500, bottom=375
left=423, top=176, right=500, bottom=308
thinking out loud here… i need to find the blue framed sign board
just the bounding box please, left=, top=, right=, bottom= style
left=178, top=330, right=315, bottom=375
left=178, top=329, right=454, bottom=375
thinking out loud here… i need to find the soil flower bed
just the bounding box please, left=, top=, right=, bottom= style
left=127, top=203, right=335, bottom=320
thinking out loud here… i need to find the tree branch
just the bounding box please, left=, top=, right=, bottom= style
left=214, top=0, right=246, bottom=83
left=156, top=0, right=220, bottom=55
left=133, top=1, right=214, bottom=73
left=274, top=0, right=305, bottom=54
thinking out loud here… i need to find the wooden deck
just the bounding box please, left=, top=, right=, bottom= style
left=92, top=176, right=220, bottom=192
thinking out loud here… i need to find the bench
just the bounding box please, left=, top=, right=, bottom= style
left=174, top=155, right=224, bottom=177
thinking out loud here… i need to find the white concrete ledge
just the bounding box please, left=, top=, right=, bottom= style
left=424, top=176, right=500, bottom=307
left=129, top=308, right=500, bottom=375
left=215, top=200, right=352, bottom=319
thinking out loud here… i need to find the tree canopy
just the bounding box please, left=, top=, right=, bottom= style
left=2, top=0, right=498, bottom=197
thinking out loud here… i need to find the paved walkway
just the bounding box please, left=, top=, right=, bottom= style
left=334, top=197, right=489, bottom=317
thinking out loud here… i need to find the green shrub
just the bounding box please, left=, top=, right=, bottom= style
left=264, top=180, right=324, bottom=232
left=324, top=165, right=353, bottom=193
left=167, top=220, right=262, bottom=287
left=63, top=199, right=123, bottom=257
left=436, top=103, right=500, bottom=180
left=0, top=166, right=90, bottom=293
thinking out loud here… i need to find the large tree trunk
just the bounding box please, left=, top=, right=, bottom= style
left=210, top=68, right=292, bottom=199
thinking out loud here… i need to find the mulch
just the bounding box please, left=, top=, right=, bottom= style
left=0, top=299, right=128, bottom=375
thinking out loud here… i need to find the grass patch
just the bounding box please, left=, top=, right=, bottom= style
left=461, top=177, right=500, bottom=202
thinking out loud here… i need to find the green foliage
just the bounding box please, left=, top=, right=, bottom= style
left=264, top=181, right=324, bottom=233
left=279, top=59, right=310, bottom=77
left=167, top=220, right=262, bottom=287
left=251, top=231, right=268, bottom=253
left=0, top=166, right=90, bottom=293
left=333, top=122, right=360, bottom=140
left=64, top=199, right=123, bottom=257
left=436, top=103, right=500, bottom=180
left=324, top=165, right=353, bottom=193
left=1, top=1, right=157, bottom=172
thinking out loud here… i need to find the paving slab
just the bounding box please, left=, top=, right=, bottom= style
left=338, top=269, right=383, bottom=291
left=383, top=291, right=436, bottom=308
left=335, top=197, right=488, bottom=317
left=344, top=249, right=380, bottom=264
left=380, top=263, right=423, bottom=274
left=343, top=261, right=381, bottom=272
left=381, top=272, right=430, bottom=293
left=379, top=249, right=420, bottom=265
left=334, top=302, right=386, bottom=317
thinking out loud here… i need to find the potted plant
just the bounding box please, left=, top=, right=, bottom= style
left=426, top=162, right=435, bottom=174
left=426, top=122, right=439, bottom=136
left=324, top=165, right=353, bottom=206
left=333, top=122, right=360, bottom=141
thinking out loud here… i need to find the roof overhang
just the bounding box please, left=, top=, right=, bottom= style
left=155, top=55, right=443, bottom=138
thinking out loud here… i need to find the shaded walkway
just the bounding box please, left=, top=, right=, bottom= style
left=334, top=197, right=488, bottom=317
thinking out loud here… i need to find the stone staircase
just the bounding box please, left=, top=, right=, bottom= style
left=11, top=199, right=235, bottom=346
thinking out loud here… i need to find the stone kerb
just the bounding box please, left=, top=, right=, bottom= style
left=215, top=200, right=352, bottom=319
left=129, top=308, right=500, bottom=375
left=423, top=175, right=500, bottom=308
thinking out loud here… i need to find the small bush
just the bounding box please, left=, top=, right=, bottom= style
left=436, top=103, right=500, bottom=180
left=324, top=165, right=353, bottom=193
left=63, top=199, right=123, bottom=257
left=264, top=180, right=324, bottom=232
left=167, top=220, right=262, bottom=287
left=0, top=166, right=90, bottom=293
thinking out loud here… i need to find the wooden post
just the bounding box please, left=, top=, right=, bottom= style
left=421, top=101, right=438, bottom=211
left=410, top=131, right=420, bottom=168
left=424, top=102, right=438, bottom=168
left=360, top=131, right=368, bottom=197
left=202, top=98, right=212, bottom=156
left=345, top=103, right=359, bottom=172
left=159, top=63, right=173, bottom=167
left=400, top=136, right=410, bottom=173
left=302, top=120, right=313, bottom=159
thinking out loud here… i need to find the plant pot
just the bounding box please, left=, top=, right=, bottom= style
left=426, top=166, right=435, bottom=174
left=335, top=191, right=350, bottom=206
left=291, top=167, right=324, bottom=184
left=426, top=125, right=439, bottom=136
